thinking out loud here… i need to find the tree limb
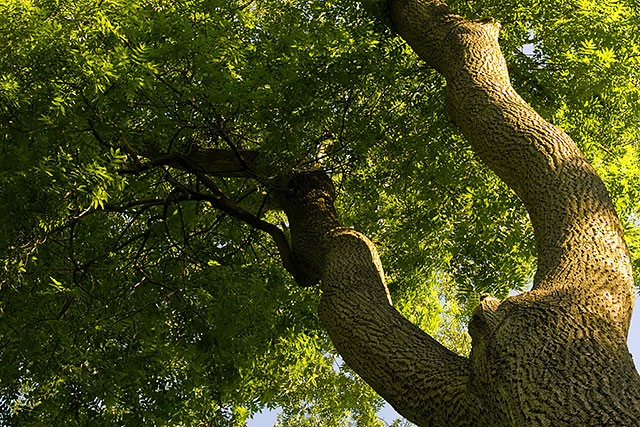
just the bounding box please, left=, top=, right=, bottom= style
left=279, top=171, right=484, bottom=425
left=119, top=148, right=260, bottom=178
left=388, top=0, right=634, bottom=334
left=319, top=229, right=481, bottom=425
left=118, top=146, right=303, bottom=281
left=370, top=1, right=640, bottom=424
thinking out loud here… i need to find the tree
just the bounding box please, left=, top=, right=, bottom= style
left=1, top=0, right=640, bottom=425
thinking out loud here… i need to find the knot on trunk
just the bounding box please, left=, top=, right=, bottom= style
left=469, top=294, right=503, bottom=341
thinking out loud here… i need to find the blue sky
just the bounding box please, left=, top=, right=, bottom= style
left=248, top=293, right=640, bottom=426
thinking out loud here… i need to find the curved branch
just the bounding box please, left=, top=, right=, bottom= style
left=119, top=146, right=301, bottom=280
left=389, top=0, right=634, bottom=333
left=319, top=229, right=481, bottom=425
left=377, top=2, right=640, bottom=424
left=281, top=171, right=482, bottom=425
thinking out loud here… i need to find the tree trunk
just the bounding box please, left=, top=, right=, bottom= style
left=277, top=1, right=640, bottom=425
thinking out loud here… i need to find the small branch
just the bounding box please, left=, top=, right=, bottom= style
left=87, top=119, right=109, bottom=148
left=163, top=163, right=299, bottom=281
left=214, top=119, right=252, bottom=173
left=115, top=145, right=299, bottom=279
left=56, top=297, right=74, bottom=320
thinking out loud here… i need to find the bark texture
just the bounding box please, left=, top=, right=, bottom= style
left=176, top=1, right=640, bottom=425
left=278, top=172, right=486, bottom=425
left=275, top=1, right=640, bottom=426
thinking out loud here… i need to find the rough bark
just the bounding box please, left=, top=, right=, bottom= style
left=168, top=1, right=640, bottom=424
left=274, top=1, right=640, bottom=426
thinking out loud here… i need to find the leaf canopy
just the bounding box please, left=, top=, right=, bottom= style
left=1, top=0, right=639, bottom=424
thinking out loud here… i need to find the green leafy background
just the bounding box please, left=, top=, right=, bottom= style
left=1, top=0, right=639, bottom=425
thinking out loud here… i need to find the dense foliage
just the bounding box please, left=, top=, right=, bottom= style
left=1, top=0, right=639, bottom=425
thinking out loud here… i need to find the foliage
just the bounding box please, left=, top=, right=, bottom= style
left=1, top=0, right=639, bottom=425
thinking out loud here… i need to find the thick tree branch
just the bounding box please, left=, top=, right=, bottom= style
left=369, top=1, right=640, bottom=425
left=280, top=171, right=482, bottom=425
left=389, top=0, right=634, bottom=334
left=120, top=148, right=260, bottom=178
left=319, top=229, right=482, bottom=426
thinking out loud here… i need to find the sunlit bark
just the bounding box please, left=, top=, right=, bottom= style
left=272, top=1, right=640, bottom=425
left=183, top=1, right=640, bottom=424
